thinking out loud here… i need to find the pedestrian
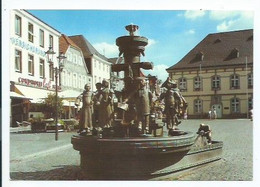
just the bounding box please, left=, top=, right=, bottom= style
left=213, top=108, right=217, bottom=119
left=208, top=110, right=212, bottom=120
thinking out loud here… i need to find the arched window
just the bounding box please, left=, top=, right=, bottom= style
left=231, top=98, right=240, bottom=113
left=194, top=99, right=203, bottom=113
left=230, top=74, right=240, bottom=89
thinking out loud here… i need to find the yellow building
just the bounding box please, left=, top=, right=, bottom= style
left=167, top=29, right=253, bottom=119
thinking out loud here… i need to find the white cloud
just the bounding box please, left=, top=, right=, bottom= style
left=93, top=42, right=119, bottom=58
left=186, top=29, right=195, bottom=34
left=209, top=10, right=241, bottom=20
left=184, top=10, right=206, bottom=20
left=144, top=64, right=169, bottom=81
left=209, top=10, right=253, bottom=32
left=147, top=38, right=157, bottom=47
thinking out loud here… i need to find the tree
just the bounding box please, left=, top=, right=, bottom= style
left=39, top=93, right=64, bottom=119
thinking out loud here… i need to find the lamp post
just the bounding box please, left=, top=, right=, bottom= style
left=46, top=46, right=66, bottom=141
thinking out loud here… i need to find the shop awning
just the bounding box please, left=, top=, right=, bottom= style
left=59, top=89, right=82, bottom=99
left=15, top=85, right=55, bottom=103
left=10, top=91, right=31, bottom=99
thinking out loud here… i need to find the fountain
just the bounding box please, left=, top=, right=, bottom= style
left=71, top=24, right=223, bottom=180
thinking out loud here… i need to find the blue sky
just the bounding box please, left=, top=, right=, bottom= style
left=27, top=9, right=254, bottom=81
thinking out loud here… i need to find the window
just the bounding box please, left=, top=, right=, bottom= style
left=103, top=63, right=105, bottom=71
left=73, top=73, right=77, bottom=87
left=28, top=54, right=34, bottom=76
left=67, top=72, right=71, bottom=86
left=15, top=15, right=22, bottom=36
left=212, top=76, right=220, bottom=90
left=78, top=56, right=82, bottom=66
left=49, top=64, right=54, bottom=81
left=28, top=23, right=34, bottom=43
left=99, top=62, right=101, bottom=70
left=49, top=35, right=53, bottom=48
left=231, top=98, right=240, bottom=113
left=248, top=98, right=253, bottom=110
left=179, top=77, right=187, bottom=91
left=230, top=74, right=240, bottom=89
left=62, top=70, right=66, bottom=86
left=194, top=99, right=202, bottom=113
left=39, top=58, right=45, bottom=78
left=194, top=76, right=202, bottom=91
left=15, top=49, right=22, bottom=72
left=39, top=29, right=44, bottom=47
left=78, top=75, right=82, bottom=88
left=248, top=73, right=253, bottom=88
left=73, top=54, right=77, bottom=64
left=67, top=52, right=72, bottom=61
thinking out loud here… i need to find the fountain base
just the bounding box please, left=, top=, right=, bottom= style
left=71, top=132, right=223, bottom=180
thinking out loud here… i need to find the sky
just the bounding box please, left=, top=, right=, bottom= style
left=27, top=9, right=254, bottom=81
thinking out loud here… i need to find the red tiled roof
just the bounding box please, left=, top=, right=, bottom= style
left=59, top=34, right=81, bottom=54
left=167, top=29, right=253, bottom=71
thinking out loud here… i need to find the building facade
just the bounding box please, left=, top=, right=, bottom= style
left=167, top=29, right=253, bottom=119
left=69, top=35, right=111, bottom=91
left=59, top=34, right=91, bottom=118
left=10, top=10, right=61, bottom=126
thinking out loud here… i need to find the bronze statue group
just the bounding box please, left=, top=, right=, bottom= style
left=75, top=77, right=210, bottom=142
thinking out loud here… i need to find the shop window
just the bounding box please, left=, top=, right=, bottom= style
left=28, top=54, right=34, bottom=76
left=15, top=49, right=22, bottom=72
left=39, top=29, right=44, bottom=47
left=28, top=23, right=34, bottom=43
left=230, top=74, right=240, bottom=89
left=194, top=76, right=202, bottom=91
left=194, top=99, right=203, bottom=113
left=248, top=73, right=253, bottom=89
left=179, top=77, right=187, bottom=91
left=15, top=15, right=22, bottom=36
left=212, top=75, right=221, bottom=90
left=231, top=98, right=240, bottom=113
left=39, top=58, right=45, bottom=78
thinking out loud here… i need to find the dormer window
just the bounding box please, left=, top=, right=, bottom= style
left=247, top=35, right=253, bottom=41
left=214, top=38, right=221, bottom=44
left=232, top=48, right=239, bottom=58
left=225, top=48, right=239, bottom=61
left=190, top=51, right=204, bottom=63
left=196, top=51, right=204, bottom=61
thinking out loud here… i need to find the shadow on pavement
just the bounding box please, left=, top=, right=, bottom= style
left=10, top=165, right=83, bottom=180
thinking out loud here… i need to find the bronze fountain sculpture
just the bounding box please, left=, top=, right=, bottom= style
left=71, top=24, right=223, bottom=180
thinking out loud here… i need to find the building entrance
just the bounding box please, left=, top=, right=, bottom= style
left=211, top=104, right=222, bottom=118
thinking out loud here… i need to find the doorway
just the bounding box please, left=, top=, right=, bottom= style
left=211, top=104, right=222, bottom=118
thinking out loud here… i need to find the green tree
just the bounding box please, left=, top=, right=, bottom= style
left=39, top=93, right=64, bottom=118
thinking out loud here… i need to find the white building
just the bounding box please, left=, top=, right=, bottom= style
left=9, top=9, right=61, bottom=126
left=69, top=35, right=111, bottom=91
left=59, top=34, right=92, bottom=118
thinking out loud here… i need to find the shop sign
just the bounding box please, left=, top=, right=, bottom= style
left=18, top=77, right=61, bottom=91
left=10, top=37, right=46, bottom=57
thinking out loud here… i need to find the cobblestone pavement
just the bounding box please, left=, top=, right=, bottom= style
left=9, top=119, right=253, bottom=181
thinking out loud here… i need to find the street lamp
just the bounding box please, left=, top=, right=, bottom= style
left=46, top=47, right=67, bottom=141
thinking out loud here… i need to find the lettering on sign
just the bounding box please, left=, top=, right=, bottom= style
left=10, top=37, right=46, bottom=57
